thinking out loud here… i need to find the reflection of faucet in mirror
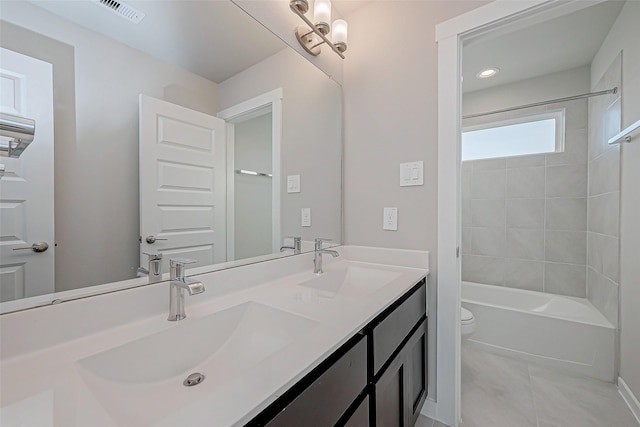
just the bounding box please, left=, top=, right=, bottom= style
left=280, top=237, right=302, bottom=254
left=168, top=258, right=205, bottom=321
left=137, top=252, right=163, bottom=283
left=313, top=238, right=339, bottom=275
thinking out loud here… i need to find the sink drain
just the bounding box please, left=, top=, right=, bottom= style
left=183, top=372, right=205, bottom=387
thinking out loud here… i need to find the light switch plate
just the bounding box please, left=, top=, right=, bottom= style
left=301, top=208, right=311, bottom=227
left=400, top=161, right=424, bottom=187
left=287, top=175, right=301, bottom=193
left=383, top=207, right=398, bottom=231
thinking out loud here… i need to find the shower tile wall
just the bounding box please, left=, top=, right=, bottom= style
left=462, top=99, right=589, bottom=297
left=587, top=53, right=621, bottom=327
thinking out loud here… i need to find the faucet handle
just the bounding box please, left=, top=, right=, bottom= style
left=314, top=238, right=332, bottom=250
left=170, top=258, right=197, bottom=267
left=143, top=252, right=163, bottom=261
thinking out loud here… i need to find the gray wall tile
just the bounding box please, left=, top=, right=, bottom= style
left=472, top=227, right=506, bottom=257
left=507, top=167, right=545, bottom=198
left=546, top=198, right=587, bottom=231
left=545, top=230, right=587, bottom=265
left=587, top=232, right=619, bottom=283
left=462, top=227, right=472, bottom=255
left=546, top=164, right=587, bottom=198
left=504, top=259, right=544, bottom=291
left=588, top=192, right=619, bottom=237
left=544, top=263, right=587, bottom=297
left=473, top=158, right=506, bottom=171
left=471, top=199, right=505, bottom=228
left=471, top=169, right=505, bottom=199
left=589, top=147, right=620, bottom=197
left=507, top=154, right=545, bottom=169
left=507, top=228, right=544, bottom=261
left=587, top=268, right=619, bottom=327
left=462, top=255, right=505, bottom=286
left=507, top=199, right=545, bottom=229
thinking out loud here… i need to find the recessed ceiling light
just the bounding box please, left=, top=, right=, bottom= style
left=476, top=67, right=500, bottom=79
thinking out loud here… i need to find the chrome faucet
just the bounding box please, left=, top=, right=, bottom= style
left=313, top=238, right=338, bottom=275
left=280, top=236, right=302, bottom=254
left=137, top=252, right=163, bottom=283
left=168, top=258, right=205, bottom=321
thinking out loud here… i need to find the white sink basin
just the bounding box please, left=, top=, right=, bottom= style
left=298, top=266, right=401, bottom=298
left=76, top=302, right=317, bottom=424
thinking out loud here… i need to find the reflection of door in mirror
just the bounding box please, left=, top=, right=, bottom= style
left=139, top=95, right=226, bottom=274
left=0, top=48, right=54, bottom=302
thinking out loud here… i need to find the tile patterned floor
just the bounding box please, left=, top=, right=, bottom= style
left=416, top=342, right=639, bottom=427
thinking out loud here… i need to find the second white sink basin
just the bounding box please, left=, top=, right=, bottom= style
left=298, top=266, right=401, bottom=298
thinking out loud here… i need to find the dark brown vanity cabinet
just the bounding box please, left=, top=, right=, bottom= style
left=245, top=279, right=427, bottom=427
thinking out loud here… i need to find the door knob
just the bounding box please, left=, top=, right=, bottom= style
left=146, top=235, right=168, bottom=244
left=13, top=241, right=49, bottom=253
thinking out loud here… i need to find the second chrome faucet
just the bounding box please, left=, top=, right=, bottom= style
left=313, top=238, right=338, bottom=275
left=168, top=258, right=205, bottom=321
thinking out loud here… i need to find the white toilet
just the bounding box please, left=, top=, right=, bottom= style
left=461, top=307, right=476, bottom=339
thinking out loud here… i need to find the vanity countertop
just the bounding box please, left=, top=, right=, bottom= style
left=0, top=246, right=428, bottom=426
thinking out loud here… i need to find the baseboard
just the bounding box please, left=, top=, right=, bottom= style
left=619, top=376, right=640, bottom=424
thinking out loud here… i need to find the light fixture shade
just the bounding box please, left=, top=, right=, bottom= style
left=313, top=0, right=331, bottom=35
left=332, top=19, right=347, bottom=52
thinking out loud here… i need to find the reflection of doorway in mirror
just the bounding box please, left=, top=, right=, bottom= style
left=0, top=48, right=55, bottom=302
left=218, top=89, right=283, bottom=262
left=233, top=112, right=273, bottom=260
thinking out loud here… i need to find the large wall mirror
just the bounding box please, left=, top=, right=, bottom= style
left=0, top=0, right=342, bottom=313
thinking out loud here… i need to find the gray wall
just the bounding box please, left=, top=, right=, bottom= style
left=460, top=68, right=590, bottom=296
left=586, top=54, right=621, bottom=328
left=234, top=113, right=273, bottom=260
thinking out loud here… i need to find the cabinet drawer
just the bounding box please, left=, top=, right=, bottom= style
left=343, top=395, right=369, bottom=427
left=372, top=281, right=426, bottom=376
left=265, top=336, right=368, bottom=427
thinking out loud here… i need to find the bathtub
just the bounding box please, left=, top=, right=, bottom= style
left=462, top=281, right=616, bottom=382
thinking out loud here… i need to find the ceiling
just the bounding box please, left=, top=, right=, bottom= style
left=462, top=0, right=625, bottom=93
left=28, top=0, right=287, bottom=83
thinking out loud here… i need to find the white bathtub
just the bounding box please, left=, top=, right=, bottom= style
left=462, top=281, right=616, bottom=382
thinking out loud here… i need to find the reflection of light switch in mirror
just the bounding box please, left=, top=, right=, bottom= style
left=383, top=207, right=398, bottom=231
left=400, top=161, right=423, bottom=186
left=301, top=208, right=311, bottom=227
left=287, top=175, right=301, bottom=193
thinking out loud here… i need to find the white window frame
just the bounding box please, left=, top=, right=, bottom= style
left=462, top=108, right=565, bottom=161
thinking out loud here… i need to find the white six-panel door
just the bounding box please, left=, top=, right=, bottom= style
left=0, top=48, right=55, bottom=302
left=139, top=95, right=226, bottom=272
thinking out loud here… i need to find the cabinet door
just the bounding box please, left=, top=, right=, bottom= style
left=343, top=395, right=370, bottom=427
left=265, top=337, right=367, bottom=427
left=375, top=351, right=406, bottom=427
left=405, top=320, right=428, bottom=427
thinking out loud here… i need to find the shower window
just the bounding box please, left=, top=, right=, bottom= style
left=462, top=110, right=565, bottom=161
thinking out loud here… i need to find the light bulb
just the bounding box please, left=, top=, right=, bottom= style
left=313, top=0, right=331, bottom=35
left=332, top=19, right=347, bottom=52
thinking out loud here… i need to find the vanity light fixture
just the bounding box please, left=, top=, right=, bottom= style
left=476, top=67, right=500, bottom=79
left=290, top=0, right=347, bottom=59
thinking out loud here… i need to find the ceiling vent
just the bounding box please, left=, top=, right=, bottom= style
left=92, top=0, right=146, bottom=24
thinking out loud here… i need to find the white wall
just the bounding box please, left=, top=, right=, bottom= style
left=234, top=113, right=273, bottom=259
left=591, top=0, right=640, bottom=407
left=218, top=48, right=343, bottom=247
left=1, top=1, right=220, bottom=292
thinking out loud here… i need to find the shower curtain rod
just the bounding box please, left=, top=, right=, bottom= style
left=462, top=87, right=618, bottom=120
